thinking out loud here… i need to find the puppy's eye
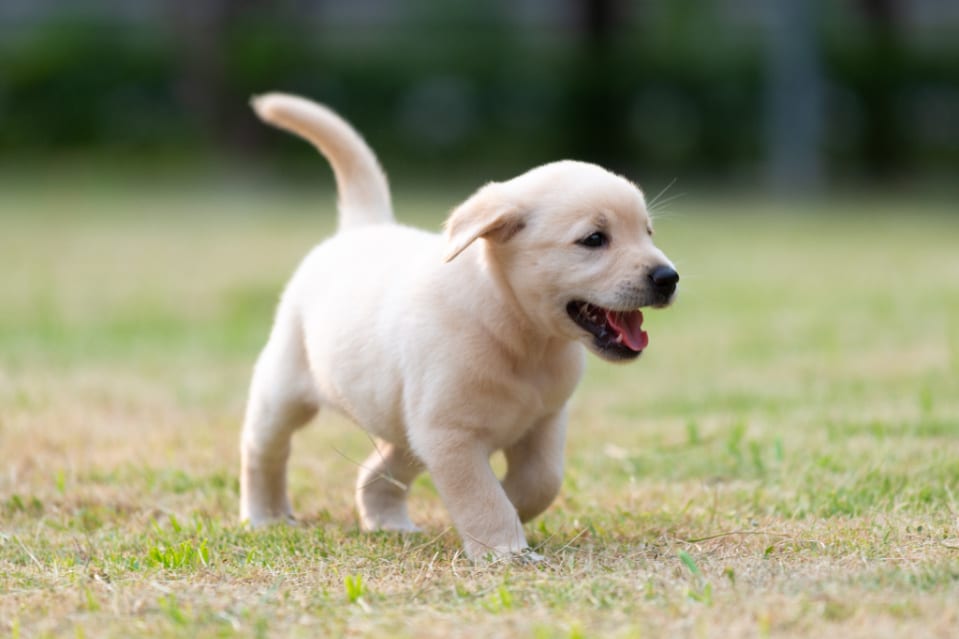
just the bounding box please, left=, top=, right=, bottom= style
left=577, top=231, right=608, bottom=249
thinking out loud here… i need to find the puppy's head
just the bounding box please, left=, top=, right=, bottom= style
left=444, top=161, right=678, bottom=362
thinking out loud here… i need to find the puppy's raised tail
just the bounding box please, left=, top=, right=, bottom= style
left=251, top=92, right=394, bottom=230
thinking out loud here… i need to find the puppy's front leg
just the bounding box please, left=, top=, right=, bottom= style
left=419, top=436, right=529, bottom=561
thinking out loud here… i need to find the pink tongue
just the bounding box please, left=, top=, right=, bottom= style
left=605, top=310, right=649, bottom=351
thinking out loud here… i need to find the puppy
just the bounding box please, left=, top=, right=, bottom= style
left=240, top=93, right=678, bottom=561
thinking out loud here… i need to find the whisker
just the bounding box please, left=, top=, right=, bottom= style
left=331, top=445, right=408, bottom=491
left=649, top=192, right=688, bottom=215
left=646, top=177, right=678, bottom=210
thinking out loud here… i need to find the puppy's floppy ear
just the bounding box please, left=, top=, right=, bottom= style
left=443, top=184, right=525, bottom=262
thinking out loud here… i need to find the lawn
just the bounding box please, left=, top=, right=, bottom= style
left=1, top=178, right=958, bottom=638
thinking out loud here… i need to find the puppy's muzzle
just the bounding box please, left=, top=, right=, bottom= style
left=649, top=265, right=679, bottom=304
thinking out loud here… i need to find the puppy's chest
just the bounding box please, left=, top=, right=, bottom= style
left=487, top=358, right=582, bottom=440
left=526, top=347, right=584, bottom=408
left=521, top=367, right=579, bottom=415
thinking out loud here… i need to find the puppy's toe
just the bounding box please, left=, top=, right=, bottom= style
left=468, top=546, right=546, bottom=565
left=360, top=514, right=421, bottom=534
left=243, top=512, right=297, bottom=529
left=379, top=521, right=422, bottom=534
left=512, top=548, right=545, bottom=565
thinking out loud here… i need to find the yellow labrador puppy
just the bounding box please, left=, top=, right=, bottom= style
left=240, top=93, right=679, bottom=561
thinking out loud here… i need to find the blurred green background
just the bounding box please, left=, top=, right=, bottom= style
left=1, top=0, right=958, bottom=190
left=1, top=0, right=957, bottom=373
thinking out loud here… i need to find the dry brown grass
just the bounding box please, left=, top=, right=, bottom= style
left=2, top=184, right=958, bottom=637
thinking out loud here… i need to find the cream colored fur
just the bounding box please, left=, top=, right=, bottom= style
left=239, top=93, right=677, bottom=561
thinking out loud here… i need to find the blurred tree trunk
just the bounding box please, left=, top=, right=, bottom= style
left=858, top=0, right=905, bottom=178
left=165, top=0, right=278, bottom=152
left=166, top=0, right=232, bottom=143
left=566, top=0, right=630, bottom=171
left=583, top=0, right=615, bottom=42
left=764, top=0, right=824, bottom=193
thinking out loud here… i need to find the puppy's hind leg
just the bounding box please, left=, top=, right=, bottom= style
left=501, top=410, right=567, bottom=523
left=356, top=439, right=423, bottom=533
left=240, top=312, right=318, bottom=526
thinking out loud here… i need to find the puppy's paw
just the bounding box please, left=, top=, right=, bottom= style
left=241, top=512, right=297, bottom=528
left=368, top=521, right=422, bottom=534
left=512, top=548, right=545, bottom=565
left=466, top=543, right=544, bottom=565
left=359, top=513, right=421, bottom=534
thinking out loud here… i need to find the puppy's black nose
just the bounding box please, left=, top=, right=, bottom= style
left=649, top=265, right=679, bottom=297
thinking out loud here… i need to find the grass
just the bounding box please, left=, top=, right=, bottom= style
left=1, top=177, right=958, bottom=638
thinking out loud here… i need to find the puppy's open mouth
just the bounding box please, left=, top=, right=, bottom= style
left=566, top=301, right=648, bottom=359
